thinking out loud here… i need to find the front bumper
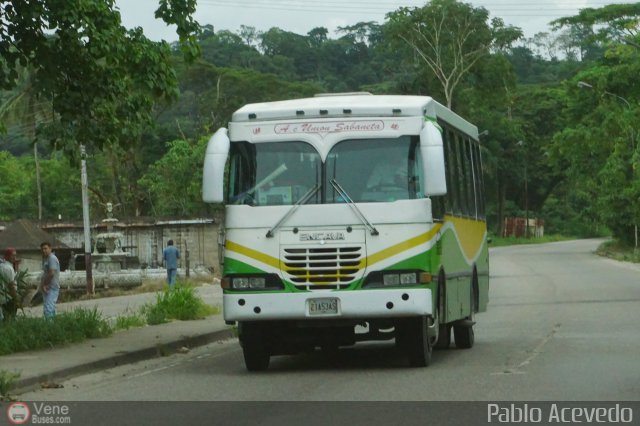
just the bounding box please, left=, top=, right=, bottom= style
left=223, top=288, right=432, bottom=321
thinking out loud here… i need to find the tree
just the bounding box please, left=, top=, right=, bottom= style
left=0, top=151, right=32, bottom=220
left=552, top=3, right=640, bottom=57
left=138, top=138, right=209, bottom=216
left=547, top=3, right=640, bottom=245
left=0, top=68, right=52, bottom=219
left=385, top=0, right=522, bottom=108
left=0, top=0, right=200, bottom=159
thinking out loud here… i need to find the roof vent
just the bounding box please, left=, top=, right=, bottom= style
left=296, top=110, right=305, bottom=116
left=248, top=113, right=257, bottom=119
left=314, top=92, right=373, bottom=97
left=320, top=110, right=329, bottom=115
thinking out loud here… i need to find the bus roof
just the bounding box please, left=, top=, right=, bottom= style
left=231, top=93, right=478, bottom=139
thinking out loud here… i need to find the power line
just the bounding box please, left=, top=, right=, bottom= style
left=197, top=0, right=638, bottom=16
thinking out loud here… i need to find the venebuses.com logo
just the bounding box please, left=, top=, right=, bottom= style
left=6, top=401, right=30, bottom=425
left=6, top=401, right=72, bottom=424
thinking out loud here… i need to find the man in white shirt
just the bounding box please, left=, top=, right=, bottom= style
left=0, top=247, right=19, bottom=321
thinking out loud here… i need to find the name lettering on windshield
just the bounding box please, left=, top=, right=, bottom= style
left=275, top=121, right=385, bottom=136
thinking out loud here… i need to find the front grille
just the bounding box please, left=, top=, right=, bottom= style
left=282, top=246, right=363, bottom=290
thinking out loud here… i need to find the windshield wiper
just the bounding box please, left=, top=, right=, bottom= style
left=265, top=184, right=321, bottom=238
left=330, top=179, right=379, bottom=236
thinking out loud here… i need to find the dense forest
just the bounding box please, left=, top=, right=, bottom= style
left=1, top=0, right=639, bottom=246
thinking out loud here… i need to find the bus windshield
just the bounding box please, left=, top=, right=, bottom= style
left=227, top=136, right=422, bottom=205
left=228, top=141, right=321, bottom=206
left=326, top=136, right=422, bottom=203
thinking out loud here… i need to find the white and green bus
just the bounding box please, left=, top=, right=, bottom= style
left=202, top=93, right=489, bottom=371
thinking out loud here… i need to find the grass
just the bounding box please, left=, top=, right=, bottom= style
left=142, top=284, right=220, bottom=325
left=0, top=370, right=20, bottom=400
left=596, top=239, right=640, bottom=263
left=489, top=234, right=576, bottom=248
left=0, top=307, right=113, bottom=356
left=0, top=281, right=220, bottom=356
left=113, top=310, right=147, bottom=331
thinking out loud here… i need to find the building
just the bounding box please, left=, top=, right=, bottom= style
left=40, top=217, right=220, bottom=273
left=0, top=219, right=70, bottom=273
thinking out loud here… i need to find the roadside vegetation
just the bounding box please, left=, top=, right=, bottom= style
left=0, top=282, right=219, bottom=356
left=0, top=369, right=21, bottom=400
left=0, top=307, right=112, bottom=355
left=595, top=240, right=640, bottom=264
left=142, top=284, right=219, bottom=325
left=488, top=234, right=577, bottom=248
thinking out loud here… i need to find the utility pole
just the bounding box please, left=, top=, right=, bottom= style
left=518, top=140, right=529, bottom=238
left=80, top=145, right=94, bottom=294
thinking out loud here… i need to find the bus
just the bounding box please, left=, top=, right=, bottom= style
left=202, top=93, right=489, bottom=371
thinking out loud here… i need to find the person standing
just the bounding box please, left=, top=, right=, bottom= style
left=40, top=242, right=60, bottom=319
left=0, top=247, right=19, bottom=321
left=163, top=239, right=180, bottom=289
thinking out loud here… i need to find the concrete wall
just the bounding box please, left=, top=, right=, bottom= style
left=42, top=219, right=221, bottom=273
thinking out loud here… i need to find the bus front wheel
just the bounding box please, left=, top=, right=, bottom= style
left=240, top=323, right=271, bottom=371
left=399, top=316, right=432, bottom=367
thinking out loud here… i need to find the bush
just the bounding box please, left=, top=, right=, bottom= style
left=0, top=370, right=20, bottom=399
left=142, top=284, right=216, bottom=325
left=596, top=239, right=640, bottom=263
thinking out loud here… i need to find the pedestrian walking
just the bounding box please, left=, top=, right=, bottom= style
left=163, top=239, right=180, bottom=289
left=40, top=242, right=60, bottom=319
left=0, top=247, right=19, bottom=321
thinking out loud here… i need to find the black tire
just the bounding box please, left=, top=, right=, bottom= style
left=433, top=279, right=450, bottom=349
left=435, top=323, right=451, bottom=349
left=240, top=323, right=270, bottom=371
left=403, top=316, right=432, bottom=367
left=242, top=338, right=270, bottom=371
left=454, top=281, right=476, bottom=349
left=453, top=321, right=474, bottom=349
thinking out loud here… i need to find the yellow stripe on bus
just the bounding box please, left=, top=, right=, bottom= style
left=225, top=240, right=280, bottom=269
left=364, top=224, right=443, bottom=268
left=444, top=215, right=487, bottom=261
left=225, top=224, right=446, bottom=273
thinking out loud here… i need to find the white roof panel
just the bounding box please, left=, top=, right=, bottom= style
left=231, top=94, right=478, bottom=139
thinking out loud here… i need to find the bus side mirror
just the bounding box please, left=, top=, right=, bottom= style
left=202, top=128, right=230, bottom=203
left=420, top=120, right=447, bottom=197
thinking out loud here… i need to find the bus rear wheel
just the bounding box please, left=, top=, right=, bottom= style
left=434, top=281, right=450, bottom=350
left=454, top=283, right=476, bottom=349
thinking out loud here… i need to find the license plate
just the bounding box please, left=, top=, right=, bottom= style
left=308, top=298, right=339, bottom=316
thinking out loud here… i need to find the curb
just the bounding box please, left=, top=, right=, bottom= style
left=13, top=327, right=235, bottom=395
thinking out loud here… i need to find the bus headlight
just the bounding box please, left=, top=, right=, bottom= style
left=363, top=270, right=432, bottom=288
left=383, top=272, right=417, bottom=286
left=221, top=274, right=284, bottom=291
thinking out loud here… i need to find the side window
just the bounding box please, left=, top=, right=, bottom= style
left=473, top=143, right=486, bottom=218
left=227, top=143, right=256, bottom=203
left=453, top=133, right=468, bottom=215
left=409, top=138, right=423, bottom=199
left=462, top=137, right=475, bottom=217
left=442, top=127, right=453, bottom=214
left=446, top=128, right=461, bottom=215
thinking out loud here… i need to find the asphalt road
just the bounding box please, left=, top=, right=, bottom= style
left=22, top=239, right=640, bottom=401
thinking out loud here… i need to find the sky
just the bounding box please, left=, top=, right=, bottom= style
left=115, top=0, right=635, bottom=42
